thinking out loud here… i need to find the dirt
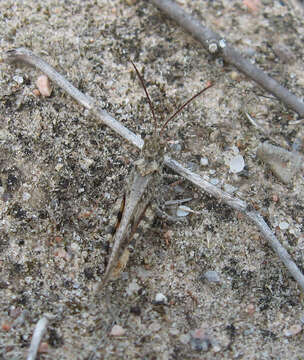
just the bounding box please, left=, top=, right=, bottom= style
left=0, top=0, right=304, bottom=359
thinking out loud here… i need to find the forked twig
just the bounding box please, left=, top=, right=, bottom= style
left=4, top=47, right=304, bottom=292
left=150, top=0, right=304, bottom=117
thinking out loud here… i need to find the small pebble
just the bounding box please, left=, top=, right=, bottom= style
left=170, top=327, right=179, bottom=336
left=22, top=192, right=31, bottom=201
left=13, top=75, right=24, bottom=84
left=246, top=304, right=256, bottom=316
left=284, top=324, right=302, bottom=337
left=230, top=71, right=241, bottom=81
left=38, top=342, right=49, bottom=353
left=279, top=221, right=289, bottom=230
left=229, top=154, right=245, bottom=173
left=36, top=75, right=52, bottom=97
left=110, top=325, right=126, bottom=337
left=155, top=293, right=167, bottom=305
left=179, top=333, right=190, bottom=344
left=202, top=270, right=221, bottom=283
left=200, top=157, right=209, bottom=166
left=32, top=88, right=41, bottom=97
left=190, top=328, right=211, bottom=352
left=1, top=322, right=11, bottom=332
left=126, top=279, right=140, bottom=296
left=176, top=205, right=191, bottom=217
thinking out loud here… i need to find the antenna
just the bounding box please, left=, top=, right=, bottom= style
left=130, top=60, right=158, bottom=132
left=160, top=81, right=213, bottom=136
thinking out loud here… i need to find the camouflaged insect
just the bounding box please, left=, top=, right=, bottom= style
left=98, top=62, right=212, bottom=289
left=99, top=135, right=166, bottom=287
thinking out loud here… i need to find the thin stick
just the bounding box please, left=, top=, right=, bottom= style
left=164, top=156, right=304, bottom=292
left=5, top=48, right=304, bottom=292
left=4, top=48, right=143, bottom=150
left=150, top=0, right=304, bottom=117
left=27, top=317, right=48, bottom=360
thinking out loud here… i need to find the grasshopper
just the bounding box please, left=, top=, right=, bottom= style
left=99, top=61, right=212, bottom=289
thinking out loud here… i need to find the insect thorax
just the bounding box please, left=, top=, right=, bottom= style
left=135, top=134, right=166, bottom=176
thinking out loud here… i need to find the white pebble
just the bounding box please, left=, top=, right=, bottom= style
left=13, top=75, right=24, bottom=84
left=177, top=205, right=191, bottom=217
left=22, top=192, right=31, bottom=201
left=110, top=325, right=126, bottom=337
left=203, top=270, right=221, bottom=283
left=200, top=157, right=209, bottom=166
left=229, top=154, right=245, bottom=173
left=179, top=333, right=190, bottom=344
left=279, top=221, right=289, bottom=230
left=155, top=293, right=167, bottom=304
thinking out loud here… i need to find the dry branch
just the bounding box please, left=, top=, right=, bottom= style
left=4, top=47, right=304, bottom=292
left=150, top=0, right=304, bottom=117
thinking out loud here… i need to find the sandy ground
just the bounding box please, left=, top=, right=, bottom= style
left=0, top=0, right=304, bottom=359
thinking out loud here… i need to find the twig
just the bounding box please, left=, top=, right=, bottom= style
left=165, top=156, right=304, bottom=292
left=150, top=0, right=304, bottom=117
left=4, top=48, right=143, bottom=150
left=4, top=47, right=304, bottom=292
left=27, top=316, right=48, bottom=360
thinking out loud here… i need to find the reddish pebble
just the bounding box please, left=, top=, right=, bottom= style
left=272, top=194, right=279, bottom=202
left=32, top=88, right=41, bottom=97
left=246, top=304, right=255, bottom=315
left=2, top=322, right=11, bottom=331
left=36, top=75, right=52, bottom=97
left=110, top=325, right=126, bottom=337
left=38, top=342, right=49, bottom=353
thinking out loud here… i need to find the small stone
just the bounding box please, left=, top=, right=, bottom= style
left=13, top=75, right=24, bottom=84
left=32, top=88, right=41, bottom=97
left=55, top=163, right=63, bottom=172
left=22, top=192, right=31, bottom=201
left=79, top=157, right=94, bottom=171
left=230, top=71, right=241, bottom=81
left=257, top=142, right=303, bottom=184
left=1, top=322, right=11, bottom=331
left=155, top=293, right=167, bottom=305
left=36, top=75, right=52, bottom=97
left=190, top=328, right=211, bottom=352
left=38, top=342, right=49, bottom=353
left=149, top=322, right=161, bottom=332
left=246, top=304, right=256, bottom=316
left=284, top=324, right=302, bottom=337
left=170, top=327, right=179, bottom=336
left=110, top=325, right=126, bottom=337
left=179, top=333, right=190, bottom=344
left=279, top=221, right=289, bottom=230
left=229, top=154, right=245, bottom=173
left=200, top=157, right=209, bottom=166
left=203, top=270, right=221, bottom=283
left=126, top=279, right=140, bottom=296
left=176, top=205, right=191, bottom=217
left=208, top=43, right=218, bottom=54
left=0, top=129, right=11, bottom=140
